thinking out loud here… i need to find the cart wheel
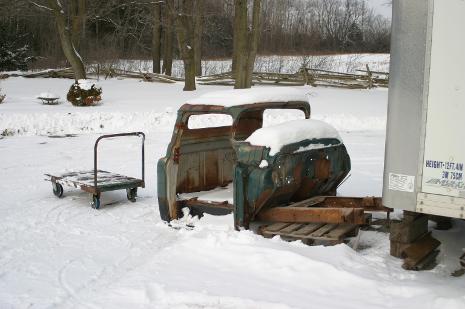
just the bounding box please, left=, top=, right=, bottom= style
left=91, top=194, right=100, bottom=209
left=126, top=188, right=137, bottom=202
left=53, top=183, right=64, bottom=198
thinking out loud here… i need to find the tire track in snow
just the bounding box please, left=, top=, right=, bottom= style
left=56, top=259, right=100, bottom=309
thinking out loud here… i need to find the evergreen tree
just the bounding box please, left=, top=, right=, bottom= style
left=0, top=28, right=35, bottom=71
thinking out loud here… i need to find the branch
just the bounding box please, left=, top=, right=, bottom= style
left=29, top=1, right=53, bottom=12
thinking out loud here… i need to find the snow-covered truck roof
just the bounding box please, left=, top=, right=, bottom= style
left=246, top=119, right=342, bottom=155
left=182, top=87, right=310, bottom=112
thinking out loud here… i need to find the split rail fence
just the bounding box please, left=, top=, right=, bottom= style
left=2, top=64, right=389, bottom=90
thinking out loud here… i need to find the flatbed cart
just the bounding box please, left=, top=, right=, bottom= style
left=45, top=132, right=145, bottom=209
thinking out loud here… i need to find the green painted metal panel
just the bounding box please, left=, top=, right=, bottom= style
left=157, top=157, right=170, bottom=221
left=232, top=138, right=350, bottom=228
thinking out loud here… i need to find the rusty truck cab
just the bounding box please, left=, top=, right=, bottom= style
left=157, top=98, right=311, bottom=222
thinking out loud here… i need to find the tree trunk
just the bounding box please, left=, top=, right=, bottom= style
left=70, top=0, right=86, bottom=50
left=152, top=2, right=162, bottom=73
left=233, top=0, right=248, bottom=89
left=234, top=0, right=261, bottom=89
left=232, top=0, right=241, bottom=77
left=48, top=0, right=86, bottom=80
left=163, top=0, right=174, bottom=76
left=172, top=0, right=196, bottom=91
left=79, top=0, right=86, bottom=39
left=244, top=0, right=261, bottom=88
left=193, top=0, right=204, bottom=76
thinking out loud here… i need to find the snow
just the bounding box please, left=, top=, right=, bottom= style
left=77, top=79, right=96, bottom=91
left=1, top=61, right=465, bottom=308
left=37, top=92, right=59, bottom=99
left=295, top=142, right=340, bottom=153
left=73, top=46, right=83, bottom=63
left=246, top=119, right=342, bottom=156
left=179, top=183, right=234, bottom=204
left=370, top=0, right=392, bottom=19
left=0, top=59, right=388, bottom=136
left=186, top=87, right=309, bottom=107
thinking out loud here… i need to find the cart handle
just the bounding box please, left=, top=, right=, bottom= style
left=94, top=132, right=146, bottom=190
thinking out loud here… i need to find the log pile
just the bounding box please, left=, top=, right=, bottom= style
left=17, top=66, right=182, bottom=84
left=22, top=68, right=75, bottom=79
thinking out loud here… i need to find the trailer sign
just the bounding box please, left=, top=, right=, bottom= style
left=389, top=173, right=415, bottom=193
left=424, top=160, right=464, bottom=181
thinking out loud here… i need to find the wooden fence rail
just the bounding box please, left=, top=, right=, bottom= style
left=6, top=64, right=389, bottom=89
left=199, top=65, right=389, bottom=89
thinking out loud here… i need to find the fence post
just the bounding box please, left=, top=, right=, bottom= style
left=366, top=64, right=373, bottom=89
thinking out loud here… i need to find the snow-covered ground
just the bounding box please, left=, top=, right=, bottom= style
left=1, top=71, right=465, bottom=308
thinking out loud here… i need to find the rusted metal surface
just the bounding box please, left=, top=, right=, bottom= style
left=259, top=222, right=358, bottom=244
left=158, top=100, right=313, bottom=222
left=256, top=206, right=367, bottom=225
left=179, top=101, right=311, bottom=117
left=233, top=139, right=351, bottom=228
left=94, top=132, right=145, bottom=189
left=179, top=199, right=234, bottom=217
left=158, top=99, right=373, bottom=238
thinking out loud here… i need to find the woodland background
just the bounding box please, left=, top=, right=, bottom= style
left=0, top=0, right=391, bottom=71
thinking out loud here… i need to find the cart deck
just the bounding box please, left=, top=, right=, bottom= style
left=45, top=132, right=145, bottom=209
left=46, top=170, right=144, bottom=194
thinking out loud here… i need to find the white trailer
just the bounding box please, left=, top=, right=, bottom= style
left=383, top=0, right=465, bottom=269
left=384, top=0, right=465, bottom=218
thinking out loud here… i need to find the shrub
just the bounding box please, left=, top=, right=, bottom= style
left=1, top=128, right=15, bottom=136
left=66, top=80, right=102, bottom=106
left=0, top=88, right=5, bottom=104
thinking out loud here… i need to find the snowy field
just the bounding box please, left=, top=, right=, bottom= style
left=1, top=67, right=465, bottom=308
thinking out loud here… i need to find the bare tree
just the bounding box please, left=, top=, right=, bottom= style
left=169, top=0, right=196, bottom=91
left=2, top=0, right=390, bottom=70
left=152, top=1, right=162, bottom=73
left=193, top=0, right=205, bottom=76
left=162, top=0, right=174, bottom=76
left=233, top=0, right=261, bottom=89
left=47, top=0, right=86, bottom=80
left=70, top=0, right=86, bottom=50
